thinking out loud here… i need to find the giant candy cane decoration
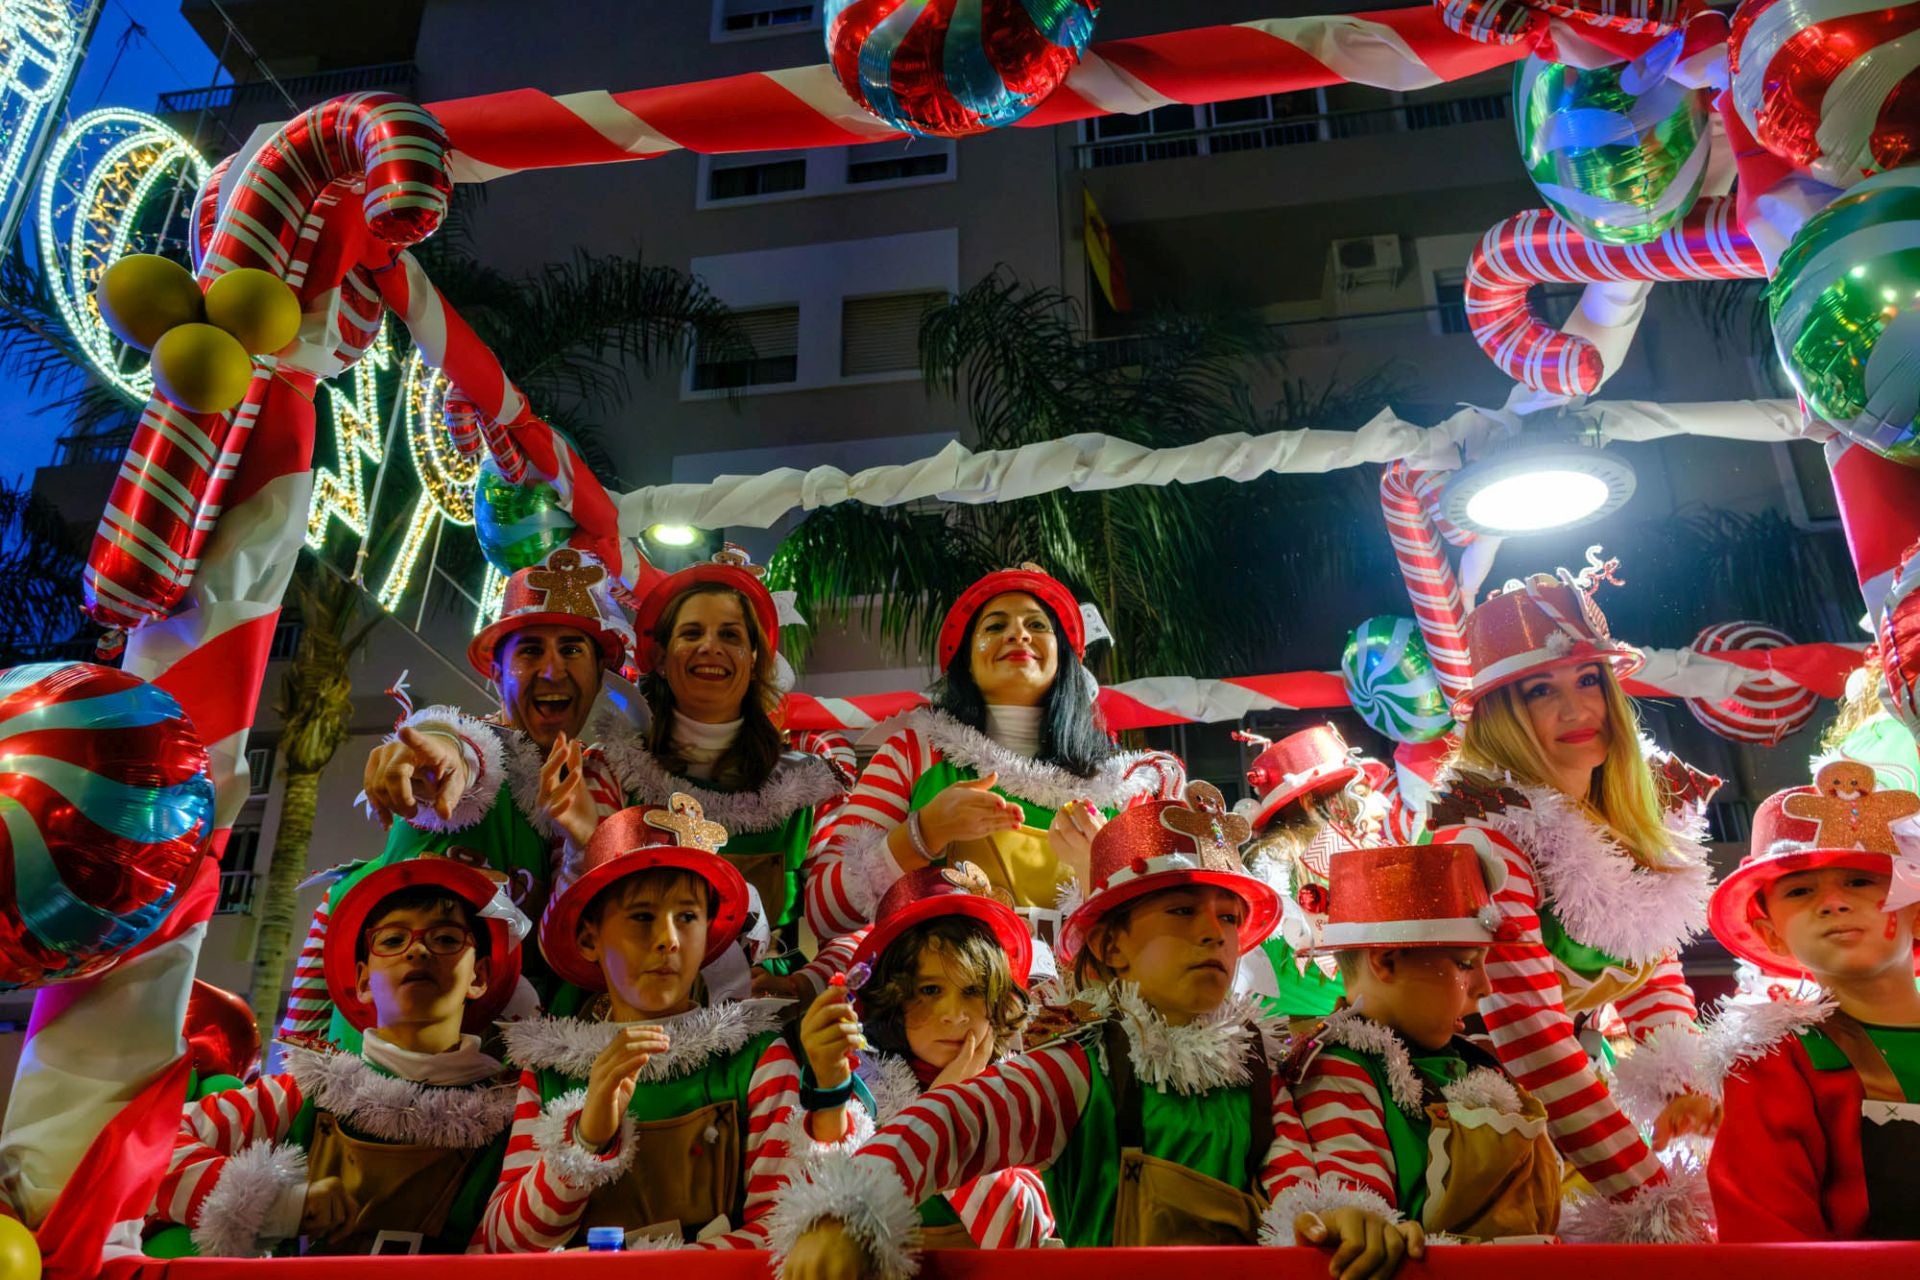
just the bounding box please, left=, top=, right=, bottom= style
left=1379, top=461, right=1476, bottom=701
left=1466, top=195, right=1768, bottom=396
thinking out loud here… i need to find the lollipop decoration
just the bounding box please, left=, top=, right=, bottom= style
left=1685, top=621, right=1819, bottom=745
left=0, top=663, right=215, bottom=990
left=473, top=457, right=578, bottom=573
left=825, top=0, right=1100, bottom=138
left=1342, top=616, right=1456, bottom=744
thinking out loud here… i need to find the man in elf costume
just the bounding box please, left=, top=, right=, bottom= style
left=1290, top=840, right=1560, bottom=1243
left=1705, top=762, right=1920, bottom=1240
left=280, top=546, right=635, bottom=1047
left=150, top=857, right=526, bottom=1255
left=477, top=794, right=858, bottom=1250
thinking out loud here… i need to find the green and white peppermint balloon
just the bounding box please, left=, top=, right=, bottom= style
left=1342, top=616, right=1455, bottom=744
left=1769, top=165, right=1920, bottom=468
left=473, top=458, right=578, bottom=572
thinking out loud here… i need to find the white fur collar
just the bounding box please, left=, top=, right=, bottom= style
left=499, top=703, right=634, bottom=840
left=1702, top=994, right=1837, bottom=1085
left=855, top=1052, right=926, bottom=1126
left=1316, top=1007, right=1520, bottom=1117
left=1086, top=982, right=1281, bottom=1096
left=501, top=997, right=791, bottom=1079
left=282, top=1045, right=516, bottom=1147
left=1439, top=770, right=1711, bottom=966
left=596, top=736, right=843, bottom=834
left=911, top=709, right=1178, bottom=811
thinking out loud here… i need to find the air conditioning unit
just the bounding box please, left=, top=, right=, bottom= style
left=1332, top=235, right=1404, bottom=288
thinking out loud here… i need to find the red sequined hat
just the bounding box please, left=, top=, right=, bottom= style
left=1454, top=554, right=1643, bottom=720
left=631, top=544, right=784, bottom=675
left=1243, top=725, right=1362, bottom=829
left=936, top=564, right=1086, bottom=671
left=1316, top=842, right=1502, bottom=951
left=851, top=862, right=1034, bottom=994
left=466, top=547, right=635, bottom=678
left=1058, top=781, right=1281, bottom=962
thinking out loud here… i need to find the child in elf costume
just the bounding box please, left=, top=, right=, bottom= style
left=478, top=794, right=857, bottom=1251
left=798, top=861, right=1053, bottom=1248
left=773, top=781, right=1420, bottom=1280
left=1291, top=841, right=1561, bottom=1243
left=1705, top=763, right=1920, bottom=1240
left=150, top=858, right=526, bottom=1256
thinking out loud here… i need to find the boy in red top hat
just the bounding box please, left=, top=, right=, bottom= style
left=1290, top=842, right=1561, bottom=1245
left=1705, top=760, right=1920, bottom=1240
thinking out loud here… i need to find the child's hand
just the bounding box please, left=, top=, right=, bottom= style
left=931, top=1025, right=993, bottom=1089
left=537, top=733, right=597, bottom=848
left=1652, top=1092, right=1720, bottom=1150
left=579, top=1024, right=670, bottom=1150
left=781, top=1220, right=873, bottom=1280
left=301, top=1175, right=354, bottom=1242
left=800, top=986, right=865, bottom=1089
left=1295, top=1208, right=1425, bottom=1280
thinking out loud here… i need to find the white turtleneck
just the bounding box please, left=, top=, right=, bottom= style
left=984, top=703, right=1043, bottom=758
left=671, top=710, right=743, bottom=780
left=362, top=1029, right=503, bottom=1086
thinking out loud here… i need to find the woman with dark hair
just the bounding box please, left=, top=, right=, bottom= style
left=806, top=565, right=1184, bottom=952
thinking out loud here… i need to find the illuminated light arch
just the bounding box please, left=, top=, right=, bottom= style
left=306, top=322, right=395, bottom=548
left=374, top=350, right=484, bottom=612
left=0, top=0, right=90, bottom=245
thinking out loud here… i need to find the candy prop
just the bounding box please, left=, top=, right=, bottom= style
left=1379, top=462, right=1476, bottom=702
left=94, top=254, right=203, bottom=351
left=1466, top=195, right=1767, bottom=395
left=1685, top=621, right=1819, bottom=745
left=202, top=268, right=302, bottom=356
left=474, top=457, right=578, bottom=573
left=148, top=323, right=253, bottom=414
left=0, top=663, right=214, bottom=991
left=1342, top=615, right=1456, bottom=743
left=825, top=0, right=1100, bottom=138
left=1729, top=0, right=1920, bottom=191
left=1513, top=33, right=1711, bottom=244
left=184, top=980, right=260, bottom=1082
left=1768, top=167, right=1920, bottom=466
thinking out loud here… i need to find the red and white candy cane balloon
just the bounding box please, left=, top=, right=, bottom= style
left=1380, top=461, right=1476, bottom=702
left=1686, top=621, right=1819, bottom=745
left=1881, top=540, right=1920, bottom=732
left=85, top=93, right=452, bottom=630
left=1435, top=0, right=1693, bottom=44
left=1465, top=194, right=1766, bottom=396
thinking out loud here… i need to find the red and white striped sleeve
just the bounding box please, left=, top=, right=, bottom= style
left=791, top=928, right=868, bottom=997
left=151, top=1073, right=308, bottom=1256
left=1434, top=821, right=1664, bottom=1203
left=277, top=897, right=333, bottom=1040
left=950, top=1166, right=1054, bottom=1248
left=692, top=1037, right=808, bottom=1250
left=805, top=726, right=937, bottom=937
left=474, top=1069, right=609, bottom=1251
left=1610, top=955, right=1697, bottom=1037
left=1294, top=1051, right=1396, bottom=1207
left=1261, top=1063, right=1319, bottom=1201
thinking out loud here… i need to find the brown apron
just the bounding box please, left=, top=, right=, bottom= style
left=1816, top=1012, right=1920, bottom=1241
left=917, top=1223, right=979, bottom=1250
left=1103, top=1021, right=1272, bottom=1246
left=948, top=827, right=1068, bottom=911
left=1417, top=1082, right=1560, bottom=1240
left=578, top=1100, right=741, bottom=1244
left=728, top=851, right=789, bottom=933
left=303, top=1110, right=485, bottom=1255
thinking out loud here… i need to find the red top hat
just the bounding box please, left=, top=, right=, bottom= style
left=467, top=547, right=635, bottom=678
left=1058, top=781, right=1281, bottom=962
left=936, top=564, right=1086, bottom=671
left=1316, top=842, right=1501, bottom=951
left=1709, top=762, right=1920, bottom=978
left=1454, top=559, right=1643, bottom=720
left=851, top=862, right=1034, bottom=994
left=324, top=855, right=529, bottom=1035
left=538, top=796, right=751, bottom=992
left=631, top=544, right=784, bottom=675
left=1243, top=725, right=1363, bottom=829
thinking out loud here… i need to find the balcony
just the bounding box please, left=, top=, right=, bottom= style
left=157, top=62, right=418, bottom=117
left=215, top=870, right=258, bottom=916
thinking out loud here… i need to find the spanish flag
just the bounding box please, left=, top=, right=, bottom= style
left=1083, top=188, right=1131, bottom=312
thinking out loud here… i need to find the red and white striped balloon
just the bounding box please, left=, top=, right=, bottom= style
left=1687, top=621, right=1819, bottom=745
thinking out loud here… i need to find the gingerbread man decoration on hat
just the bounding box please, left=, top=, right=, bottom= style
left=525, top=548, right=606, bottom=617
left=1783, top=759, right=1920, bottom=854
left=1162, top=780, right=1253, bottom=868
left=643, top=793, right=729, bottom=852
left=942, top=861, right=1019, bottom=908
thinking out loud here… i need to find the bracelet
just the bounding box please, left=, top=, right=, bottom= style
left=798, top=1063, right=855, bottom=1113
left=907, top=810, right=944, bottom=865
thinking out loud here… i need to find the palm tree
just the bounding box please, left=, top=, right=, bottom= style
left=0, top=474, right=90, bottom=665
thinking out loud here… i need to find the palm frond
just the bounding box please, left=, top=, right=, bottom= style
left=0, top=475, right=88, bottom=663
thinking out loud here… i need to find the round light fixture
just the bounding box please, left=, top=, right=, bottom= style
left=647, top=523, right=700, bottom=547
left=1441, top=441, right=1635, bottom=536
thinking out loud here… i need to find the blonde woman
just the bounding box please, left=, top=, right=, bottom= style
left=1425, top=561, right=1720, bottom=1242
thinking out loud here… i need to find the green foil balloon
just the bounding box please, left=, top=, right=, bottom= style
left=1513, top=31, right=1710, bottom=245
left=473, top=458, right=577, bottom=573
left=1768, top=165, right=1920, bottom=468
left=1341, top=616, right=1455, bottom=744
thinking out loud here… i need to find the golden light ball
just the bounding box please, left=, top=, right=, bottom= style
left=203, top=268, right=301, bottom=355
left=95, top=254, right=204, bottom=352
left=152, top=323, right=255, bottom=414
left=0, top=1215, right=40, bottom=1280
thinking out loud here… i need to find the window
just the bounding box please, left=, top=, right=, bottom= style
left=220, top=825, right=261, bottom=876
left=1404, top=93, right=1508, bottom=131
left=841, top=291, right=947, bottom=377
left=713, top=0, right=820, bottom=38
left=268, top=619, right=303, bottom=661
left=707, top=156, right=807, bottom=203
left=693, top=306, right=801, bottom=390
left=1432, top=269, right=1468, bottom=336
left=846, top=137, right=953, bottom=186
left=245, top=745, right=275, bottom=795
left=1205, top=91, right=1322, bottom=153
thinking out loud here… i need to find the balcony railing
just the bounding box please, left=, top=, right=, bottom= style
left=1074, top=92, right=1510, bottom=170
left=158, top=62, right=418, bottom=116
left=215, top=870, right=258, bottom=916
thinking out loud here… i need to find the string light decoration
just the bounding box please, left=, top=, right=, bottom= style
left=0, top=0, right=94, bottom=249
left=474, top=564, right=507, bottom=635
left=36, top=107, right=209, bottom=400
left=305, top=322, right=395, bottom=548
left=373, top=350, right=483, bottom=611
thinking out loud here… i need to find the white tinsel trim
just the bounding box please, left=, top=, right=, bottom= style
left=597, top=737, right=844, bottom=834
left=857, top=1053, right=925, bottom=1127
left=912, top=709, right=1176, bottom=812
left=1259, top=1174, right=1401, bottom=1245
left=766, top=1149, right=922, bottom=1280
left=1316, top=1005, right=1424, bottom=1115
left=1698, top=994, right=1836, bottom=1099
left=1559, top=1158, right=1714, bottom=1244
left=190, top=1142, right=306, bottom=1258
left=835, top=824, right=912, bottom=923
left=502, top=997, right=791, bottom=1078
left=502, top=703, right=631, bottom=841
left=1110, top=983, right=1270, bottom=1096
left=384, top=705, right=507, bottom=833
left=529, top=1087, right=638, bottom=1190
left=1053, top=874, right=1084, bottom=921
left=1440, top=1067, right=1523, bottom=1117
left=283, top=1046, right=515, bottom=1147
left=1607, top=1025, right=1710, bottom=1129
